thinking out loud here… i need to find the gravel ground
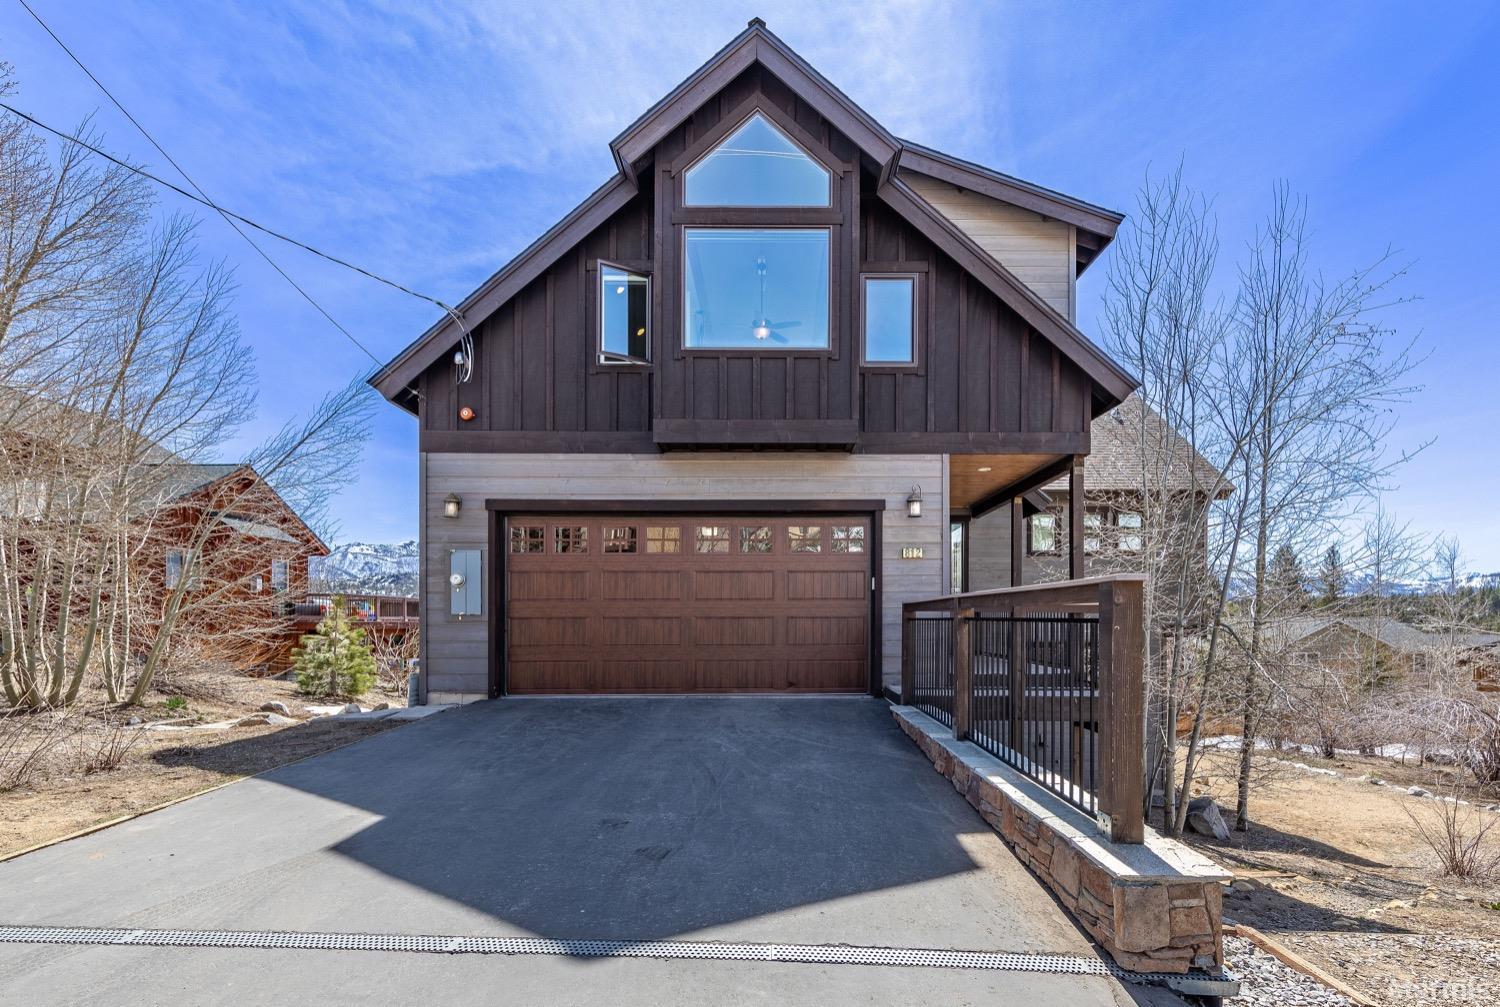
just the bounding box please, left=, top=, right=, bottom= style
left=1223, top=935, right=1356, bottom=1007
left=1298, top=932, right=1500, bottom=1006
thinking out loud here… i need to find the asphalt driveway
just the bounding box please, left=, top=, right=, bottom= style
left=0, top=696, right=1179, bottom=1004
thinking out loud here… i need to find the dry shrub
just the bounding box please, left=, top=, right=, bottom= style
left=0, top=710, right=77, bottom=791
left=1404, top=792, right=1500, bottom=881
left=72, top=718, right=145, bottom=775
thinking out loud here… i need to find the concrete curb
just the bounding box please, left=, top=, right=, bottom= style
left=1224, top=921, right=1379, bottom=1006
left=0, top=710, right=445, bottom=865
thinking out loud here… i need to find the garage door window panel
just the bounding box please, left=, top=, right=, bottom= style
left=696, top=525, right=730, bottom=553
left=510, top=525, right=544, bottom=554
left=646, top=526, right=681, bottom=553
left=788, top=525, right=821, bottom=553
left=739, top=525, right=773, bottom=553
left=555, top=526, right=589, bottom=553
left=831, top=525, right=865, bottom=553
left=603, top=526, right=638, bottom=554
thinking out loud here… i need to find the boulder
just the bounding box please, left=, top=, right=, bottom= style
left=259, top=701, right=292, bottom=716
left=341, top=703, right=362, bottom=715
left=370, top=702, right=390, bottom=712
left=1185, top=796, right=1231, bottom=841
left=1407, top=786, right=1432, bottom=798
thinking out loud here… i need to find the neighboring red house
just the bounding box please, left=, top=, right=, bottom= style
left=139, top=462, right=329, bottom=672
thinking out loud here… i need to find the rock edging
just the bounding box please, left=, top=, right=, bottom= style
left=893, top=704, right=1230, bottom=974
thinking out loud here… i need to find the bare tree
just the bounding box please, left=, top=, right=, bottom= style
left=1222, top=183, right=1420, bottom=830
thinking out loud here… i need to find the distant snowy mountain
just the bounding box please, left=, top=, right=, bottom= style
left=310, top=540, right=418, bottom=597
left=1343, top=570, right=1500, bottom=597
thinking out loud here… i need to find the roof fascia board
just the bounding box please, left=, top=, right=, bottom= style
left=369, top=175, right=637, bottom=402
left=876, top=174, right=1138, bottom=404
left=897, top=145, right=1123, bottom=239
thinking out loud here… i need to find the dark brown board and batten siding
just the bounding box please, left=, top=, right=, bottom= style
left=418, top=64, right=1092, bottom=452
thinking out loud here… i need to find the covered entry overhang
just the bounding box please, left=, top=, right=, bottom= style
left=948, top=451, right=1089, bottom=587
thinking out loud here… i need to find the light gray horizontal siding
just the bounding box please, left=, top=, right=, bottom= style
left=422, top=452, right=948, bottom=696
left=904, top=172, right=1075, bottom=320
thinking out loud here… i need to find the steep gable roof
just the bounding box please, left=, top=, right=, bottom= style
left=371, top=20, right=1138, bottom=411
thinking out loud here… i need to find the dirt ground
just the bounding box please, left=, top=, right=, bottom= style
left=1180, top=746, right=1500, bottom=1006
left=1, top=672, right=405, bottom=859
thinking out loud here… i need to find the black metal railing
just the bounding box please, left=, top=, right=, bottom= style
left=970, top=614, right=1099, bottom=815
left=901, top=576, right=1145, bottom=843
left=909, top=614, right=955, bottom=727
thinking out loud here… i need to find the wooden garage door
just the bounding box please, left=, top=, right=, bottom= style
left=504, top=515, right=871, bottom=693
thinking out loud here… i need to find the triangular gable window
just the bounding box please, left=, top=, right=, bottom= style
left=684, top=113, right=830, bottom=207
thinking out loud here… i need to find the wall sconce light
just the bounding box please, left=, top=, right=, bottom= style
left=443, top=493, right=462, bottom=519
left=458, top=406, right=476, bottom=422
left=906, top=485, right=923, bottom=519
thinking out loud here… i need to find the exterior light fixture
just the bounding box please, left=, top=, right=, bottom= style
left=443, top=493, right=462, bottom=519
left=906, top=485, right=923, bottom=519
left=458, top=406, right=476, bottom=422
left=977, top=465, right=992, bottom=473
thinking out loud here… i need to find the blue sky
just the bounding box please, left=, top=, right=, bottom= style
left=4, top=2, right=1498, bottom=567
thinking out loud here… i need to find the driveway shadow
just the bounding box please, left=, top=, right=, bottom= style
left=148, top=697, right=1014, bottom=943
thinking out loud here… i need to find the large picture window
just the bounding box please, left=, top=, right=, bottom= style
left=683, top=228, right=829, bottom=349
left=599, top=263, right=649, bottom=363
left=684, top=112, right=830, bottom=207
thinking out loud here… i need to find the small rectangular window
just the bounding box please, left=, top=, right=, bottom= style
left=271, top=558, right=289, bottom=592
left=510, top=525, right=545, bottom=554
left=1028, top=514, right=1058, bottom=556
left=862, top=275, right=916, bottom=364
left=165, top=549, right=184, bottom=589
left=646, top=526, right=681, bottom=553
left=603, top=526, right=638, bottom=553
left=1084, top=510, right=1104, bottom=554
left=739, top=525, right=772, bottom=553
left=831, top=525, right=866, bottom=553
left=599, top=264, right=650, bottom=364
left=696, top=525, right=730, bottom=553
left=788, top=526, right=821, bottom=553
left=1116, top=511, right=1143, bottom=553
left=555, top=526, right=589, bottom=554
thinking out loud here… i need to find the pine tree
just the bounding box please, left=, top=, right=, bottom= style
left=1317, top=545, right=1346, bottom=607
left=1269, top=544, right=1307, bottom=612
left=293, top=595, right=376, bottom=698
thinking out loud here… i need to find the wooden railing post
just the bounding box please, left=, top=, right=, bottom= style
left=1097, top=579, right=1145, bottom=843
left=952, top=608, right=975, bottom=739
left=901, top=609, right=915, bottom=705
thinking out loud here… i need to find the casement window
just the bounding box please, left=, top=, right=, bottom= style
left=683, top=228, right=829, bottom=349
left=1084, top=509, right=1105, bottom=554
left=1028, top=514, right=1059, bottom=556
left=683, top=112, right=830, bottom=207
left=861, top=275, right=917, bottom=365
left=598, top=263, right=650, bottom=364
left=270, top=558, right=289, bottom=592
left=1115, top=511, right=1143, bottom=553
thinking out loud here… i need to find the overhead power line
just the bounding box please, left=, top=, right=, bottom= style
left=13, top=0, right=472, bottom=379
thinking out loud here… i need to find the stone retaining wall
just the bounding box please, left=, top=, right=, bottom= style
left=893, top=705, right=1229, bottom=974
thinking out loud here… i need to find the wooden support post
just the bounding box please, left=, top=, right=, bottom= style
left=1009, top=497, right=1024, bottom=588
left=1068, top=455, right=1085, bottom=581
left=1096, top=578, right=1145, bottom=843
left=901, top=611, right=915, bottom=705
left=953, top=608, right=975, bottom=740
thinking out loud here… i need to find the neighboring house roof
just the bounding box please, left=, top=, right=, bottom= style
left=136, top=462, right=329, bottom=554
left=1042, top=395, right=1233, bottom=497
left=369, top=20, right=1138, bottom=412
left=1278, top=615, right=1500, bottom=653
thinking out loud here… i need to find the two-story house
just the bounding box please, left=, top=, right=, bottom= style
left=371, top=20, right=1140, bottom=704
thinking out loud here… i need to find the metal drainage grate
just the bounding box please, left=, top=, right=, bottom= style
left=0, top=925, right=1238, bottom=996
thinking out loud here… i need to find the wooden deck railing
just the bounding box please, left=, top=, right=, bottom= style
left=902, top=575, right=1145, bottom=843
left=287, top=593, right=419, bottom=626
